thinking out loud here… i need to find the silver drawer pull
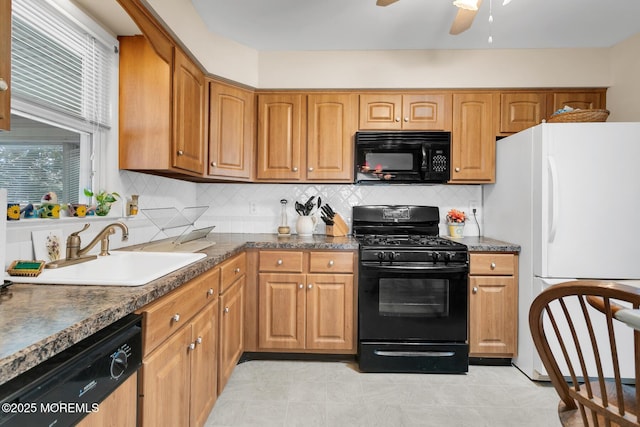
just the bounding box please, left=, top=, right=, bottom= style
left=472, top=287, right=478, bottom=294
left=196, top=336, right=202, bottom=345
left=177, top=150, right=184, bottom=156
left=277, top=259, right=283, bottom=265
left=224, top=307, right=230, bottom=314
left=328, top=260, right=334, bottom=266
left=299, top=283, right=304, bottom=289
left=234, top=267, right=241, bottom=273
left=207, top=288, right=214, bottom=296
left=308, top=284, right=313, bottom=289
left=172, top=314, right=180, bottom=322
left=292, top=167, right=298, bottom=172
left=188, top=342, right=195, bottom=350
left=490, top=262, right=496, bottom=270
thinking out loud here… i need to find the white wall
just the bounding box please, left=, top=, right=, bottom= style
left=608, top=33, right=640, bottom=121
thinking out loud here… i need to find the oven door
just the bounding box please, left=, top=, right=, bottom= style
left=358, top=262, right=468, bottom=343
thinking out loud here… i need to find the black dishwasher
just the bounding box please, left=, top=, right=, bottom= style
left=0, top=313, right=142, bottom=426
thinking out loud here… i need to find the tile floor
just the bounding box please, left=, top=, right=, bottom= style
left=205, top=360, right=562, bottom=427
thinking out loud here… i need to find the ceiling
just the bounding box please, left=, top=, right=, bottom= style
left=76, top=0, right=640, bottom=51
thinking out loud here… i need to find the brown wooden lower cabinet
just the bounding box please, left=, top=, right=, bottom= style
left=136, top=268, right=220, bottom=427
left=218, top=271, right=245, bottom=395
left=256, top=250, right=356, bottom=353
left=468, top=252, right=519, bottom=358
left=76, top=372, right=138, bottom=427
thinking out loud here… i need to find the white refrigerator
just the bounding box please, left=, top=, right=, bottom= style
left=483, top=122, right=640, bottom=380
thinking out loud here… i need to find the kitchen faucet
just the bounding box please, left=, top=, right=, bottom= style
left=46, top=222, right=129, bottom=268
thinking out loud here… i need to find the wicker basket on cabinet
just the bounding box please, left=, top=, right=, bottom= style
left=547, top=109, right=610, bottom=123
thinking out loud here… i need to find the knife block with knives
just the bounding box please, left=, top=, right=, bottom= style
left=321, top=204, right=349, bottom=237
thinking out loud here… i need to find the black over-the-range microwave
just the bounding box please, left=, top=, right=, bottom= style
left=354, top=131, right=451, bottom=184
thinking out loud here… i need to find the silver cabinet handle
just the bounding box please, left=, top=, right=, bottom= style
left=299, top=283, right=304, bottom=289
left=292, top=167, right=298, bottom=172
left=395, top=117, right=400, bottom=122
left=0, top=78, right=7, bottom=91
left=308, top=284, right=313, bottom=289
left=211, top=162, right=217, bottom=167
left=188, top=342, right=196, bottom=350
left=308, top=167, right=314, bottom=172
left=196, top=336, right=202, bottom=345
left=224, top=307, right=230, bottom=314
left=328, top=260, right=334, bottom=266
left=207, top=288, right=214, bottom=296
left=277, top=259, right=283, bottom=265
left=235, top=267, right=241, bottom=273
left=490, top=262, right=496, bottom=270
left=455, top=167, right=461, bottom=172
left=177, top=150, right=184, bottom=156
left=172, top=314, right=180, bottom=322
left=472, top=287, right=478, bottom=294
left=404, top=117, right=409, bottom=122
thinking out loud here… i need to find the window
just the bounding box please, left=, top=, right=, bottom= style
left=0, top=0, right=117, bottom=204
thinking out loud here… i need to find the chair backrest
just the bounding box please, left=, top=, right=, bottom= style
left=529, top=280, right=640, bottom=427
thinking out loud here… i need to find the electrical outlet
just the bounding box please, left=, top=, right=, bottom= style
left=249, top=202, right=258, bottom=215
left=469, top=200, right=481, bottom=219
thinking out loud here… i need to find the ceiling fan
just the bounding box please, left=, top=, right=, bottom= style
left=375, top=0, right=511, bottom=36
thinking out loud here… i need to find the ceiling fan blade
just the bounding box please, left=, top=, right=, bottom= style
left=376, top=0, right=400, bottom=6
left=449, top=0, right=482, bottom=35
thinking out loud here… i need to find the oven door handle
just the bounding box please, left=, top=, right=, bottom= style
left=360, top=263, right=468, bottom=274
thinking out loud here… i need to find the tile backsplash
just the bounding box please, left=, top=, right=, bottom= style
left=5, top=171, right=482, bottom=266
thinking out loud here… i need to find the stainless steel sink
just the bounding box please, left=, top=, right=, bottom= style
left=8, top=251, right=206, bottom=286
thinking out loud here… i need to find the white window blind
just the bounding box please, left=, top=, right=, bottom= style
left=11, top=0, right=114, bottom=129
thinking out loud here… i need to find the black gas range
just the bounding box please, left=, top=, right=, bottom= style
left=353, top=205, right=470, bottom=374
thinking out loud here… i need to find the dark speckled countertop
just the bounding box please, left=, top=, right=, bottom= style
left=0, top=233, right=516, bottom=385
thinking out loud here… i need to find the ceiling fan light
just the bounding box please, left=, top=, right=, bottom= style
left=453, top=0, right=478, bottom=11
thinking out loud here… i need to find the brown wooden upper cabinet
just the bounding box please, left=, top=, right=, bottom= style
left=0, top=0, right=10, bottom=131
left=256, top=92, right=356, bottom=182
left=548, top=91, right=605, bottom=114
left=359, top=93, right=451, bottom=131
left=499, top=92, right=546, bottom=133
left=119, top=35, right=206, bottom=176
left=451, top=93, right=496, bottom=183
left=208, top=80, right=254, bottom=180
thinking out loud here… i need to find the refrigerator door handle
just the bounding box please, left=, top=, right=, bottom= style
left=548, top=156, right=558, bottom=243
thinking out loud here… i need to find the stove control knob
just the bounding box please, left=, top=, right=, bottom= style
left=388, top=252, right=399, bottom=261
left=431, top=252, right=441, bottom=263
left=443, top=252, right=452, bottom=263
left=377, top=251, right=386, bottom=260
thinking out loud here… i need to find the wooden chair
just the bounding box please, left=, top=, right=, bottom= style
left=529, top=280, right=640, bottom=427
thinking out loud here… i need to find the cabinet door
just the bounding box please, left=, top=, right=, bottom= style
left=469, top=276, right=517, bottom=356
left=140, top=325, right=192, bottom=427
left=307, top=93, right=356, bottom=181
left=549, top=91, right=604, bottom=113
left=119, top=35, right=172, bottom=170
left=0, top=0, right=10, bottom=131
left=500, top=92, right=546, bottom=133
left=451, top=93, right=496, bottom=183
left=190, top=302, right=218, bottom=427
left=218, top=276, right=245, bottom=394
left=256, top=94, right=304, bottom=180
left=402, top=94, right=451, bottom=131
left=258, top=273, right=306, bottom=350
left=76, top=373, right=137, bottom=427
left=208, top=81, right=254, bottom=179
left=173, top=48, right=206, bottom=174
left=359, top=94, right=402, bottom=130
left=306, top=274, right=354, bottom=351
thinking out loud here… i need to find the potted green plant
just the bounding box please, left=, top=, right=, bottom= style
left=84, top=188, right=120, bottom=216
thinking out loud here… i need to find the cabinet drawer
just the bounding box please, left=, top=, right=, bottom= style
left=308, top=251, right=354, bottom=273
left=220, top=253, right=246, bottom=293
left=470, top=253, right=516, bottom=276
left=259, top=251, right=304, bottom=273
left=138, top=269, right=219, bottom=355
